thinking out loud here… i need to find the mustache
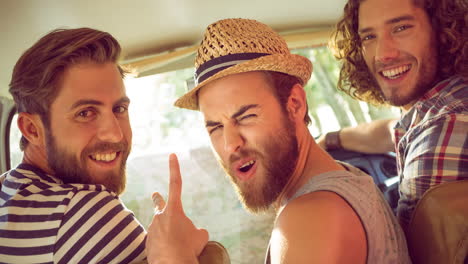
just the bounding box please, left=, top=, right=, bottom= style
left=375, top=56, right=413, bottom=72
left=375, top=60, right=403, bottom=71
left=228, top=148, right=261, bottom=165
left=83, top=141, right=129, bottom=156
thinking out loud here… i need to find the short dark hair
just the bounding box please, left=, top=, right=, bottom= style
left=9, top=27, right=125, bottom=150
left=264, top=71, right=312, bottom=125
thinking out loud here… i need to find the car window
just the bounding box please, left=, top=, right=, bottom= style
left=8, top=114, right=21, bottom=169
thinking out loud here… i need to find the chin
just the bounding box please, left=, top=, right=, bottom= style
left=386, top=88, right=424, bottom=106
left=241, top=199, right=271, bottom=214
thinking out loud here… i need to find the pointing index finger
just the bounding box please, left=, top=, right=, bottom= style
left=167, top=153, right=183, bottom=211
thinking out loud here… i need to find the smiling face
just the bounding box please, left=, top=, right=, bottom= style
left=198, top=71, right=298, bottom=213
left=358, top=0, right=438, bottom=107
left=45, top=62, right=131, bottom=195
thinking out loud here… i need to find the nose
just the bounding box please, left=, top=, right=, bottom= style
left=223, top=124, right=244, bottom=154
left=97, top=114, right=124, bottom=143
left=375, top=33, right=399, bottom=63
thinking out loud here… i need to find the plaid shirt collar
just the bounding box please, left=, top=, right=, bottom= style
left=395, top=75, right=463, bottom=133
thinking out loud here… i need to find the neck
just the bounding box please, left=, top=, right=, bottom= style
left=402, top=101, right=416, bottom=111
left=274, top=125, right=345, bottom=211
left=22, top=145, right=53, bottom=175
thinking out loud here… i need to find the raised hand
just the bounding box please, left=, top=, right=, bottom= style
left=146, top=153, right=209, bottom=264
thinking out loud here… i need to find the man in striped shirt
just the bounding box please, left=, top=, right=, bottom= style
left=320, top=0, right=467, bottom=232
left=0, top=27, right=208, bottom=263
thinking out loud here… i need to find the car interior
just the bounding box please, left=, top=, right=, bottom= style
left=0, top=1, right=466, bottom=263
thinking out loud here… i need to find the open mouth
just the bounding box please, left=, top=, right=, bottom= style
left=89, top=152, right=120, bottom=162
left=239, top=160, right=255, bottom=173
left=380, top=64, right=411, bottom=80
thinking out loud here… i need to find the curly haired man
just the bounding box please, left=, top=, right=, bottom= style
left=324, top=0, right=467, bottom=232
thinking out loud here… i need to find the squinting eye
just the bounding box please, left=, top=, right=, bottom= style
left=209, top=125, right=222, bottom=135
left=240, top=114, right=257, bottom=121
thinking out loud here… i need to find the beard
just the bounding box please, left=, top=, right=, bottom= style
left=45, top=130, right=129, bottom=195
left=372, top=37, right=439, bottom=106
left=373, top=55, right=438, bottom=106
left=219, top=114, right=299, bottom=213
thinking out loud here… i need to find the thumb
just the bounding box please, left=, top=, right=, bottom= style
left=152, top=192, right=166, bottom=213
left=195, top=228, right=210, bottom=256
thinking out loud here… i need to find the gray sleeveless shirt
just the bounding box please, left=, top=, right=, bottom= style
left=265, top=163, right=411, bottom=263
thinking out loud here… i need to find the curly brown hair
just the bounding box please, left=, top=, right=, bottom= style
left=9, top=28, right=125, bottom=150
left=330, top=0, right=468, bottom=105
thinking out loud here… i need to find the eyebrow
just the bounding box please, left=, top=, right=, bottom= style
left=69, top=96, right=130, bottom=111
left=359, top=15, right=416, bottom=34
left=205, top=104, right=259, bottom=128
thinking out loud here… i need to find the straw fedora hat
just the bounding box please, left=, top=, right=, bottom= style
left=174, top=18, right=312, bottom=110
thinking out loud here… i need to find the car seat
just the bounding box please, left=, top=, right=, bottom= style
left=407, top=180, right=468, bottom=264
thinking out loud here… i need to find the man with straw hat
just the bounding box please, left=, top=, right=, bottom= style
left=147, top=18, right=411, bottom=263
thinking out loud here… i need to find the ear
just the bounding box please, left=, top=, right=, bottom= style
left=286, top=83, right=307, bottom=123
left=17, top=112, right=46, bottom=147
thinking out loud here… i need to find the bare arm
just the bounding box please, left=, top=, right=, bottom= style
left=270, top=191, right=367, bottom=264
left=317, top=118, right=398, bottom=154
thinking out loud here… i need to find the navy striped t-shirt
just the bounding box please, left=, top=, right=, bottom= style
left=0, top=163, right=147, bottom=264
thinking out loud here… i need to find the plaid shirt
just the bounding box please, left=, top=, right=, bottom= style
left=394, top=75, right=468, bottom=230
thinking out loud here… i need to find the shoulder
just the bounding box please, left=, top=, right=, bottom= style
left=55, top=188, right=147, bottom=263
left=433, top=75, right=468, bottom=100
left=423, top=76, right=467, bottom=116
left=276, top=191, right=360, bottom=228
left=408, top=112, right=467, bottom=149
left=65, top=187, right=132, bottom=219
left=271, top=191, right=366, bottom=263
left=447, top=75, right=468, bottom=91
left=400, top=111, right=467, bottom=179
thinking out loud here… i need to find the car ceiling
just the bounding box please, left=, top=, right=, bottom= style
left=0, top=0, right=347, bottom=99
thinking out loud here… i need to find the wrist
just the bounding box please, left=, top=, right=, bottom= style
left=324, top=130, right=342, bottom=151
